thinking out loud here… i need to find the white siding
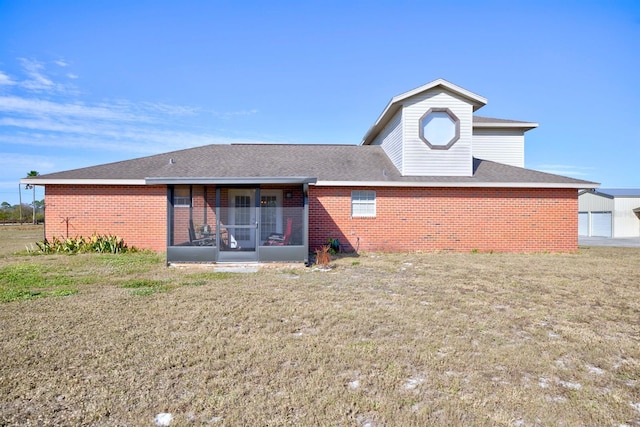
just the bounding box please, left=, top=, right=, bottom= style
left=591, top=212, right=612, bottom=237
left=578, top=192, right=614, bottom=212
left=371, top=109, right=403, bottom=172
left=578, top=212, right=588, bottom=236
left=401, top=89, right=473, bottom=176
left=612, top=197, right=640, bottom=237
left=577, top=192, right=640, bottom=238
left=472, top=129, right=525, bottom=167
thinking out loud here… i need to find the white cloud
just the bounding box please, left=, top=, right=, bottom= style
left=0, top=56, right=272, bottom=168
left=0, top=121, right=271, bottom=154
left=0, top=71, right=16, bottom=86
left=534, top=164, right=595, bottom=177
left=212, top=108, right=259, bottom=119
left=0, top=152, right=54, bottom=169
left=0, top=96, right=153, bottom=122
left=0, top=56, right=268, bottom=204
left=19, top=58, right=56, bottom=92
left=13, top=58, right=80, bottom=94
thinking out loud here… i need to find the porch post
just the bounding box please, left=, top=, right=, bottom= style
left=303, top=183, right=309, bottom=265
left=215, top=187, right=221, bottom=256
left=166, top=186, right=174, bottom=247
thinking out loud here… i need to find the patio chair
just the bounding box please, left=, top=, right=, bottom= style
left=264, top=217, right=293, bottom=246
left=188, top=220, right=214, bottom=246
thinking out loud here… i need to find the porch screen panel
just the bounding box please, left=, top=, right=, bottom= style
left=235, top=195, right=251, bottom=240
left=261, top=195, right=278, bottom=240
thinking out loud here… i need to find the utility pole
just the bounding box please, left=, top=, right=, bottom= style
left=18, top=183, right=22, bottom=224
left=27, top=184, right=35, bottom=224
left=25, top=171, right=39, bottom=225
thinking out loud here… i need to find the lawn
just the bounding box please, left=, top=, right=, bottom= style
left=0, top=226, right=639, bottom=426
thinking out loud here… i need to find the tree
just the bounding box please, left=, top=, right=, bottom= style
left=0, top=202, right=10, bottom=223
left=34, top=199, right=45, bottom=222
left=25, top=171, right=39, bottom=224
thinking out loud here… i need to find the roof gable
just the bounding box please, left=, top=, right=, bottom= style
left=362, top=79, right=487, bottom=146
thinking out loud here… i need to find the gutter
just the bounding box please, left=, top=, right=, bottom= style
left=313, top=180, right=599, bottom=189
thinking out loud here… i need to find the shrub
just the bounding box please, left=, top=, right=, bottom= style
left=32, top=234, right=134, bottom=255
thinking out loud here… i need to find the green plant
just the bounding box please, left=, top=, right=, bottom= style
left=326, top=238, right=339, bottom=255
left=0, top=263, right=77, bottom=302
left=121, top=279, right=170, bottom=296
left=32, top=234, right=135, bottom=255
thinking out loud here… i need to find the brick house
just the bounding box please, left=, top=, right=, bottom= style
left=23, top=79, right=597, bottom=263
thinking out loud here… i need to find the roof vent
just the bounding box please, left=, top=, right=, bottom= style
left=169, top=158, right=175, bottom=165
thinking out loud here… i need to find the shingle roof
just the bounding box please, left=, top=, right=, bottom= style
left=472, top=116, right=538, bottom=129
left=29, top=143, right=597, bottom=189
left=593, top=189, right=640, bottom=197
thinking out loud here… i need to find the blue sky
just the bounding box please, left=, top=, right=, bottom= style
left=1, top=0, right=638, bottom=204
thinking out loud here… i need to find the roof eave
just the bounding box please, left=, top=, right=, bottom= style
left=314, top=180, right=599, bottom=189
left=19, top=178, right=146, bottom=185
left=473, top=122, right=539, bottom=131
left=392, top=79, right=488, bottom=109
left=145, top=177, right=318, bottom=185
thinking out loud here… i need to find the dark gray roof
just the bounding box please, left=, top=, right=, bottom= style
left=473, top=115, right=536, bottom=125
left=593, top=189, right=640, bottom=197
left=29, top=143, right=597, bottom=188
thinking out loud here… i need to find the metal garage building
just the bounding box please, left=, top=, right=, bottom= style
left=578, top=189, right=640, bottom=238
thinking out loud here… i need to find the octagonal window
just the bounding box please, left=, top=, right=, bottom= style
left=419, top=108, right=460, bottom=150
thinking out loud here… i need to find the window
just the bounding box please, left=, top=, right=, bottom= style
left=173, top=187, right=191, bottom=207
left=351, top=190, right=376, bottom=217
left=419, top=107, right=460, bottom=150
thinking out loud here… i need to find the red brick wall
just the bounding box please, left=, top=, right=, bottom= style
left=44, top=185, right=167, bottom=251
left=43, top=184, right=579, bottom=254
left=309, top=186, right=578, bottom=253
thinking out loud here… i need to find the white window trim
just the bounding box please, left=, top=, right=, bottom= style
left=351, top=190, right=376, bottom=218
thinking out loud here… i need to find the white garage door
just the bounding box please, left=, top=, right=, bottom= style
left=578, top=212, right=588, bottom=236
left=591, top=212, right=612, bottom=237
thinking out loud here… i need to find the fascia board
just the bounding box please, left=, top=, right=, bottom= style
left=20, top=177, right=319, bottom=186
left=145, top=177, right=318, bottom=185
left=19, top=179, right=146, bottom=185
left=314, top=180, right=599, bottom=189
left=590, top=190, right=617, bottom=199
left=473, top=122, right=539, bottom=130
left=394, top=79, right=488, bottom=108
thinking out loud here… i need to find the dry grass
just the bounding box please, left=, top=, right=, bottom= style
left=0, top=227, right=639, bottom=426
left=0, top=225, right=44, bottom=257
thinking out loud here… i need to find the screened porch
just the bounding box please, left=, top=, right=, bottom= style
left=165, top=183, right=309, bottom=264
